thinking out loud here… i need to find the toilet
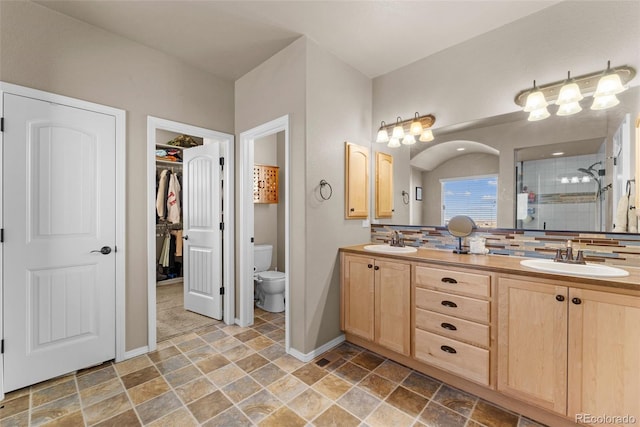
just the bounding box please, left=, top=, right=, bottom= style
left=254, top=244, right=286, bottom=313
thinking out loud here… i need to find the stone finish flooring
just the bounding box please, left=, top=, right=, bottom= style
left=0, top=308, right=545, bottom=426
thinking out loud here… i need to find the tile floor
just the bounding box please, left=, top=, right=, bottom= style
left=0, top=308, right=546, bottom=426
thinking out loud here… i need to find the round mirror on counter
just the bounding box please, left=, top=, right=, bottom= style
left=447, top=215, right=476, bottom=254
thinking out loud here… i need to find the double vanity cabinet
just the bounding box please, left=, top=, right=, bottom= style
left=340, top=246, right=640, bottom=427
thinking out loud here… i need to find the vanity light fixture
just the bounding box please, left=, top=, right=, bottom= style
left=515, top=62, right=636, bottom=119
left=375, top=113, right=436, bottom=147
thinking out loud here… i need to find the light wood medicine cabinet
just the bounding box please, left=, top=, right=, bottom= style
left=375, top=152, right=393, bottom=218
left=345, top=142, right=369, bottom=219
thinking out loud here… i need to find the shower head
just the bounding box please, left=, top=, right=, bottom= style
left=578, top=168, right=597, bottom=179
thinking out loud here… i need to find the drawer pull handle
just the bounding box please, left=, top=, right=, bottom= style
left=440, top=345, right=457, bottom=354
left=441, top=300, right=457, bottom=308
left=441, top=322, right=457, bottom=331
left=441, top=277, right=458, bottom=284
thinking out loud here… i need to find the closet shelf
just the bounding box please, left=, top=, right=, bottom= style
left=156, top=143, right=185, bottom=151
left=156, top=159, right=183, bottom=166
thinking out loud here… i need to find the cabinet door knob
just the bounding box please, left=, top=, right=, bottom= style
left=441, top=300, right=457, bottom=308
left=572, top=297, right=582, bottom=305
left=374, top=266, right=380, bottom=270
left=555, top=295, right=565, bottom=302
left=350, top=208, right=355, bottom=212
left=441, top=277, right=458, bottom=284
left=441, top=322, right=457, bottom=331
left=367, top=264, right=373, bottom=269
left=440, top=345, right=457, bottom=354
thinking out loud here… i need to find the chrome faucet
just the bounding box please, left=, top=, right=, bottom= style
left=554, top=240, right=586, bottom=264
left=389, top=230, right=405, bottom=247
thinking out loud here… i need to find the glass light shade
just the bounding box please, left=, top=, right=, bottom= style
left=593, top=73, right=626, bottom=97
left=376, top=128, right=389, bottom=143
left=571, top=176, right=580, bottom=184
left=401, top=134, right=416, bottom=145
left=555, top=82, right=584, bottom=105
left=523, top=90, right=548, bottom=112
left=581, top=176, right=591, bottom=183
left=387, top=137, right=401, bottom=148
left=392, top=124, right=405, bottom=139
left=410, top=119, right=423, bottom=135
left=556, top=101, right=582, bottom=116
left=561, top=177, right=570, bottom=184
left=527, top=107, right=550, bottom=121
left=419, top=129, right=434, bottom=142
left=591, top=94, right=620, bottom=110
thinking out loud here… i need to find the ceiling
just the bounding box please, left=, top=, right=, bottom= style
left=36, top=1, right=558, bottom=81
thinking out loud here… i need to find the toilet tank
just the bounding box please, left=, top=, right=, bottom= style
left=254, top=244, right=273, bottom=273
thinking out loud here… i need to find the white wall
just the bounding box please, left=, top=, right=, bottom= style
left=0, top=1, right=234, bottom=350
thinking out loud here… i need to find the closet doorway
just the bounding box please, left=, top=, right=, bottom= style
left=147, top=117, right=234, bottom=351
left=239, top=115, right=290, bottom=353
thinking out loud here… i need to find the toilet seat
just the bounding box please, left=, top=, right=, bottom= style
left=257, top=271, right=285, bottom=281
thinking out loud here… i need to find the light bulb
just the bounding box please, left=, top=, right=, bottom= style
left=556, top=83, right=583, bottom=105
left=581, top=176, right=590, bottom=183
left=591, top=94, right=620, bottom=110
left=419, top=129, right=434, bottom=142
left=402, top=134, right=416, bottom=145
left=387, top=137, right=401, bottom=148
left=392, top=117, right=404, bottom=138
left=556, top=101, right=582, bottom=116
left=594, top=73, right=626, bottom=97
left=523, top=81, right=549, bottom=112
left=528, top=107, right=550, bottom=121
left=561, top=177, right=570, bottom=184
left=410, top=113, right=423, bottom=135
left=376, top=128, right=389, bottom=143
left=571, top=176, right=580, bottom=184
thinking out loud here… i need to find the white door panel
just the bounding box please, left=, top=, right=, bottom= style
left=183, top=143, right=222, bottom=319
left=3, top=93, right=116, bottom=391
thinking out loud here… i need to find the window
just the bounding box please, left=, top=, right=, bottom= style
left=441, top=175, right=498, bottom=227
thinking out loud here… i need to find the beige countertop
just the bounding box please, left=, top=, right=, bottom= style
left=340, top=244, right=640, bottom=292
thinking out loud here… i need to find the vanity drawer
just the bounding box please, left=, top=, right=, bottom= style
left=415, top=288, right=489, bottom=323
left=414, top=329, right=489, bottom=386
left=415, top=266, right=490, bottom=298
left=415, top=308, right=490, bottom=348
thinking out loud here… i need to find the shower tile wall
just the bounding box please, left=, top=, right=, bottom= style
left=521, top=154, right=602, bottom=231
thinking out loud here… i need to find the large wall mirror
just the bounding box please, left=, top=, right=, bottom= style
left=408, top=86, right=639, bottom=233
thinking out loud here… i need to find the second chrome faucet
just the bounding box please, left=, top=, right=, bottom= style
left=554, top=240, right=586, bottom=264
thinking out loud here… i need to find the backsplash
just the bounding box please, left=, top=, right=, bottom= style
left=371, top=224, right=640, bottom=267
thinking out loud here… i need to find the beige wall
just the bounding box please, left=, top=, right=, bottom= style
left=410, top=167, right=423, bottom=225
left=422, top=153, right=499, bottom=225
left=305, top=40, right=372, bottom=352
left=0, top=1, right=234, bottom=351
left=373, top=1, right=640, bottom=228
left=236, top=38, right=371, bottom=353
left=235, top=37, right=308, bottom=351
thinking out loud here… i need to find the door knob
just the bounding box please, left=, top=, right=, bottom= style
left=90, top=246, right=112, bottom=255
left=183, top=235, right=189, bottom=240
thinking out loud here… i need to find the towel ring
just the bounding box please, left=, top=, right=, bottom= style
left=320, top=180, right=333, bottom=200
left=401, top=190, right=410, bottom=205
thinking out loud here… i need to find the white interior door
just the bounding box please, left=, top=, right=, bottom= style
left=3, top=93, right=116, bottom=392
left=183, top=143, right=222, bottom=319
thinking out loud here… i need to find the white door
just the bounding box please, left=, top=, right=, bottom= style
left=183, top=143, right=223, bottom=319
left=3, top=93, right=116, bottom=392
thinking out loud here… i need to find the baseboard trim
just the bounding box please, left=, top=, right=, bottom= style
left=288, top=334, right=345, bottom=362
left=123, top=346, right=149, bottom=360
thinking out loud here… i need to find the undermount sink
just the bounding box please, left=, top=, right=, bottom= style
left=363, top=244, right=418, bottom=254
left=520, top=259, right=629, bottom=278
